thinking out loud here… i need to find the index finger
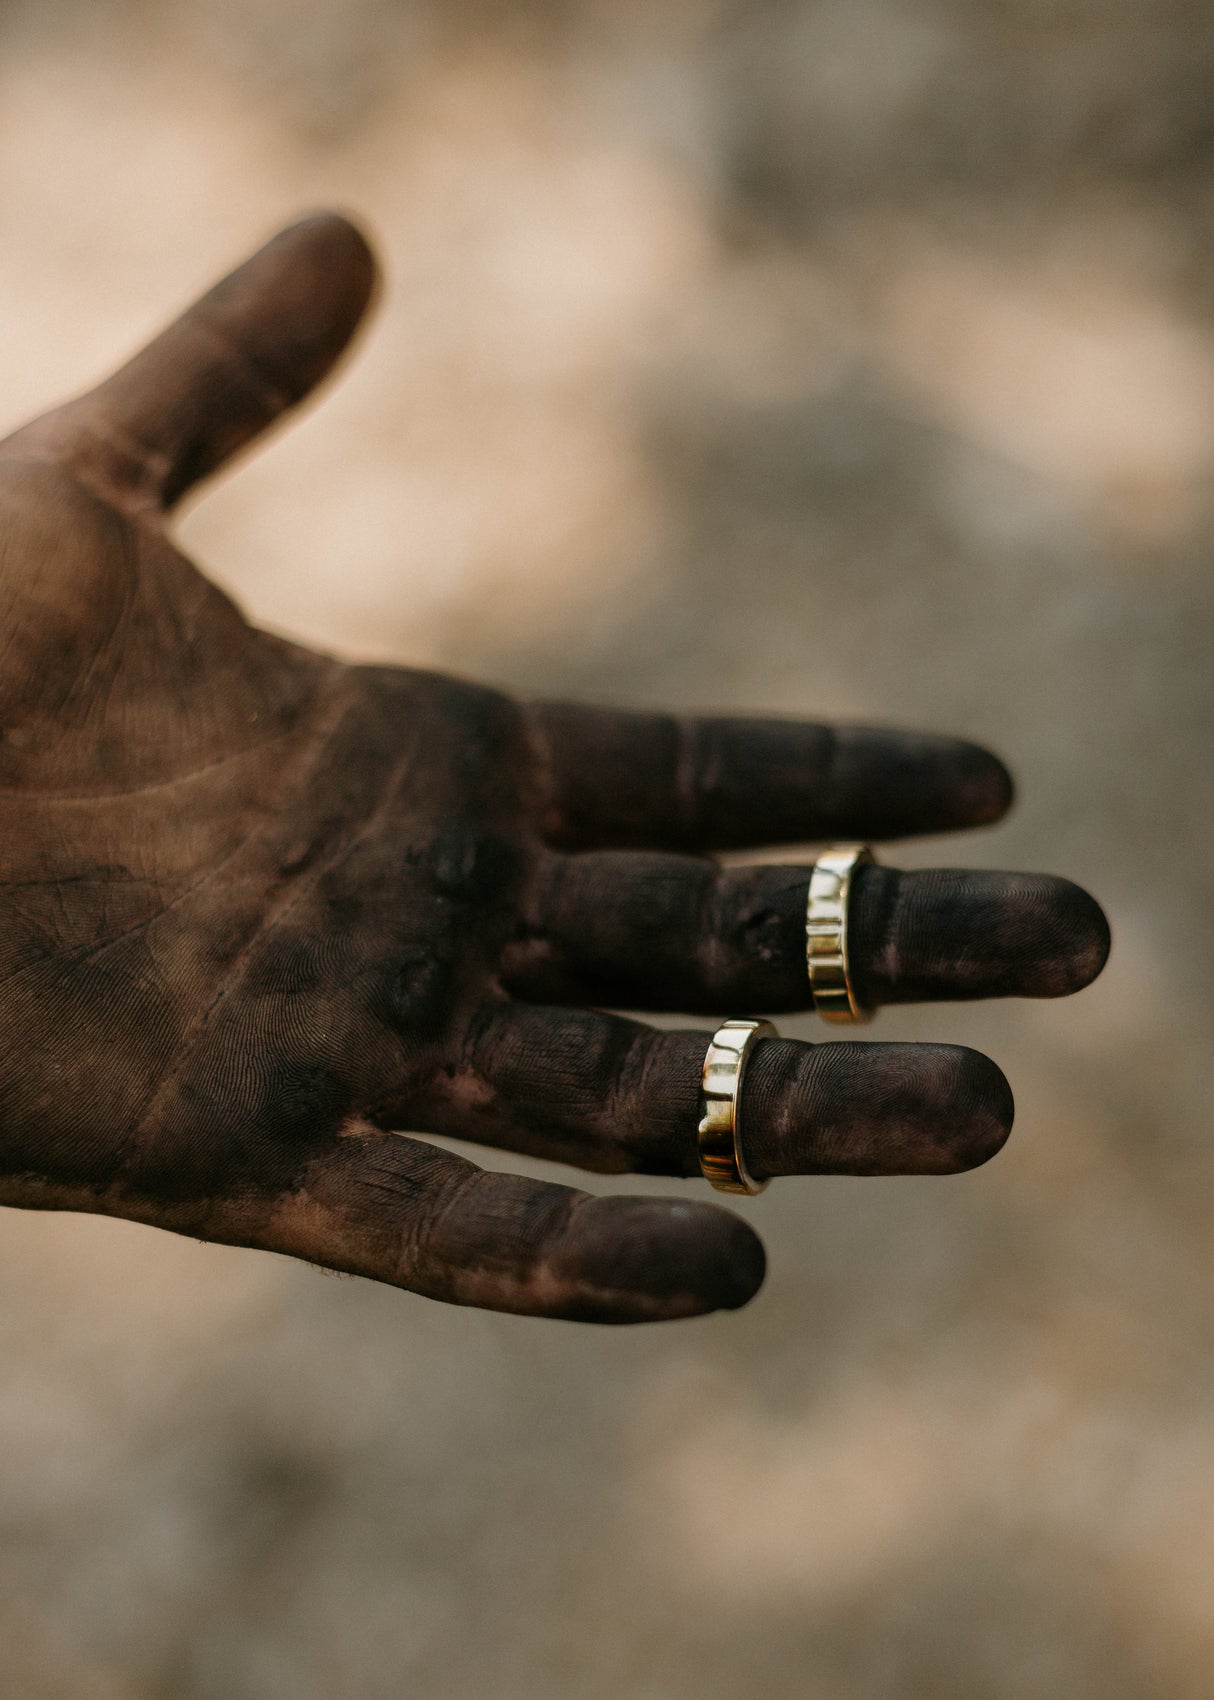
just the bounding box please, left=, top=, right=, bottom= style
left=525, top=703, right=1013, bottom=853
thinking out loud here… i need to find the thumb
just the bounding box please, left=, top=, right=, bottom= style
left=10, top=212, right=378, bottom=511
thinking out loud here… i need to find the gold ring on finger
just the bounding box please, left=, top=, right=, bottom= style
left=697, top=1017, right=778, bottom=1197
left=806, top=844, right=875, bottom=1024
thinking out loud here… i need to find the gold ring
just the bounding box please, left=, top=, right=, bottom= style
left=806, top=844, right=874, bottom=1023
left=698, top=1018, right=778, bottom=1196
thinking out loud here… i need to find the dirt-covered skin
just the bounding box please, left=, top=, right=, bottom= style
left=0, top=216, right=1109, bottom=1322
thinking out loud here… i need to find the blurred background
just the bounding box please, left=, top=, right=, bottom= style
left=0, top=1, right=1211, bottom=1695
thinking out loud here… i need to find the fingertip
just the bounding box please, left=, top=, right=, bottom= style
left=1039, top=879, right=1112, bottom=996
left=940, top=1044, right=1015, bottom=1171
left=277, top=211, right=380, bottom=310
left=705, top=1208, right=768, bottom=1310
left=242, top=212, right=380, bottom=378
left=901, top=734, right=1013, bottom=829
left=831, top=727, right=1016, bottom=841
left=853, top=867, right=1110, bottom=1006
left=552, top=1195, right=766, bottom=1323
left=958, top=743, right=1015, bottom=826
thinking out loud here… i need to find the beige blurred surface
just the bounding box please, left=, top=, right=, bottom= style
left=0, top=2, right=1212, bottom=1695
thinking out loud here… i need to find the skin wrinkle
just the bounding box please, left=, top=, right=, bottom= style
left=0, top=870, right=141, bottom=888
left=0, top=884, right=66, bottom=960
left=188, top=309, right=297, bottom=422
left=552, top=1190, right=668, bottom=1313
left=71, top=424, right=169, bottom=519
left=84, top=418, right=175, bottom=494
left=0, top=479, right=130, bottom=730
left=54, top=506, right=139, bottom=725
left=108, top=680, right=374, bottom=1176
left=0, top=665, right=348, bottom=1002
left=0, top=432, right=169, bottom=518
left=517, top=701, right=557, bottom=835
left=0, top=213, right=1109, bottom=1321
left=606, top=1021, right=664, bottom=1166
left=355, top=1139, right=442, bottom=1283
left=411, top=1161, right=528, bottom=1295
left=0, top=727, right=299, bottom=803
left=637, top=1029, right=700, bottom=1177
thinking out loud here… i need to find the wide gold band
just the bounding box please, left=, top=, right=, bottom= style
left=806, top=844, right=874, bottom=1023
left=698, top=1017, right=778, bottom=1196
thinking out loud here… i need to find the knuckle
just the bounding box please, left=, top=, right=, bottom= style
left=424, top=827, right=522, bottom=904
left=376, top=944, right=456, bottom=1042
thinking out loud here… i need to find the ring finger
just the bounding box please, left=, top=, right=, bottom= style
left=403, top=1002, right=1014, bottom=1180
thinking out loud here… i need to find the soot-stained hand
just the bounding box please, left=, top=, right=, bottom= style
left=0, top=217, right=1110, bottom=1322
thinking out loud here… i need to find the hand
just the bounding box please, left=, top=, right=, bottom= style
left=0, top=216, right=1109, bottom=1323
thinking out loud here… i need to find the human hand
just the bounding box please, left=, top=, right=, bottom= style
left=0, top=216, right=1109, bottom=1321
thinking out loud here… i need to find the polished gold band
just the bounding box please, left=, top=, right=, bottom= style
left=806, top=844, right=874, bottom=1024
left=698, top=1017, right=778, bottom=1196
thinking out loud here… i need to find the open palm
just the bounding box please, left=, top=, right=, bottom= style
left=0, top=216, right=1108, bottom=1321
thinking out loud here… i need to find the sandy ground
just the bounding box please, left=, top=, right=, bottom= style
left=0, top=2, right=1211, bottom=1695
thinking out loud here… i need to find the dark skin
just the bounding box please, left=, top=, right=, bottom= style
left=0, top=215, right=1110, bottom=1323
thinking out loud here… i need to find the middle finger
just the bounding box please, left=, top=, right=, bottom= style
left=502, top=850, right=1111, bottom=1015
